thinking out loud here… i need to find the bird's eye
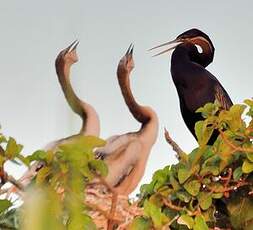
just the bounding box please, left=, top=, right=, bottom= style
left=195, top=44, right=203, bottom=53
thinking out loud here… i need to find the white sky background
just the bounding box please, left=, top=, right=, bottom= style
left=0, top=1, right=252, bottom=195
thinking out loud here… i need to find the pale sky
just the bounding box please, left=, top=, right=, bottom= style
left=0, top=1, right=252, bottom=195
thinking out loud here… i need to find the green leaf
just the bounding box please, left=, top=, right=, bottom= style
left=140, top=182, right=155, bottom=198
left=80, top=165, right=93, bottom=181
left=193, top=215, right=208, bottom=230
left=176, top=191, right=191, bottom=203
left=0, top=135, right=7, bottom=144
left=59, top=136, right=105, bottom=154
left=200, top=166, right=219, bottom=176
left=246, top=152, right=253, bottom=162
left=212, top=192, right=223, bottom=199
left=143, top=200, right=168, bottom=228
left=152, top=168, right=170, bottom=190
left=197, top=192, right=212, bottom=210
left=178, top=167, right=191, bottom=184
left=0, top=155, right=5, bottom=167
left=27, top=150, right=47, bottom=162
left=242, top=160, right=253, bottom=174
left=195, top=102, right=219, bottom=118
left=0, top=200, right=12, bottom=214
left=183, top=180, right=201, bottom=196
left=36, top=166, right=50, bottom=184
left=233, top=167, right=243, bottom=181
left=177, top=214, right=194, bottom=229
left=195, top=121, right=204, bottom=144
left=5, top=137, right=23, bottom=159
left=89, top=160, right=108, bottom=177
left=129, top=216, right=152, bottom=230
left=227, top=195, right=253, bottom=229
left=169, top=174, right=181, bottom=191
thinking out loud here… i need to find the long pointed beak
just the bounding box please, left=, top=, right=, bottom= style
left=149, top=38, right=183, bottom=57
left=69, top=40, right=79, bottom=52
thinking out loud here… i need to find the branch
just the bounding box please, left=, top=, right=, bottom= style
left=162, top=198, right=199, bottom=216
left=164, top=128, right=188, bottom=163
left=220, top=131, right=253, bottom=153
left=7, top=174, right=24, bottom=191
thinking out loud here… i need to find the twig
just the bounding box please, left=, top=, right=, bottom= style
left=162, top=198, right=198, bottom=216
left=220, top=131, right=253, bottom=153
left=95, top=173, right=120, bottom=230
left=0, top=188, right=9, bottom=195
left=6, top=175, right=24, bottom=191
left=164, top=128, right=187, bottom=163
left=107, top=193, right=119, bottom=230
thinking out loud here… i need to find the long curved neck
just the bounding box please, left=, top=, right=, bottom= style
left=117, top=71, right=151, bottom=126
left=56, top=63, right=100, bottom=136
left=190, top=37, right=214, bottom=67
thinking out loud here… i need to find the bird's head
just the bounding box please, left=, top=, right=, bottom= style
left=117, top=44, right=135, bottom=77
left=55, top=40, right=79, bottom=74
left=150, top=28, right=215, bottom=66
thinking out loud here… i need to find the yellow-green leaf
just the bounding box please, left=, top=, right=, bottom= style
left=36, top=166, right=50, bottom=184
left=183, top=180, right=201, bottom=196
left=0, top=199, right=12, bottom=213
left=242, top=160, right=253, bottom=174
left=193, top=215, right=208, bottom=230
left=197, top=192, right=212, bottom=210
left=178, top=167, right=191, bottom=184
left=178, top=214, right=194, bottom=229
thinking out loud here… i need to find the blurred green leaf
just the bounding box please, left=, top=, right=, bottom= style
left=196, top=102, right=219, bottom=118
left=227, top=195, right=253, bottom=229
left=200, top=166, right=219, bottom=176
left=176, top=191, right=191, bottom=203
left=129, top=216, right=152, bottom=230
left=183, top=180, right=201, bottom=196
left=246, top=152, right=253, bottom=162
left=36, top=166, right=50, bottom=184
left=5, top=137, right=23, bottom=159
left=197, top=192, right=212, bottom=210
left=193, top=215, right=208, bottom=230
left=26, top=150, right=47, bottom=162
left=177, top=214, right=194, bottom=229
left=169, top=174, right=181, bottom=191
left=0, top=135, right=7, bottom=144
left=233, top=167, right=243, bottom=181
left=0, top=200, right=12, bottom=214
left=143, top=200, right=168, bottom=228
left=89, top=159, right=108, bottom=177
left=178, top=167, right=191, bottom=184
left=212, top=193, right=223, bottom=199
left=242, top=160, right=253, bottom=173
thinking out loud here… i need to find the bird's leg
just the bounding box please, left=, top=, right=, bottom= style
left=107, top=192, right=118, bottom=230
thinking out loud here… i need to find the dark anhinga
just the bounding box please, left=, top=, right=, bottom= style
left=150, top=28, right=233, bottom=144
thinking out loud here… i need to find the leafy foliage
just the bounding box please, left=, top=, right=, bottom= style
left=1, top=99, right=253, bottom=229
left=136, top=99, right=253, bottom=229
left=0, top=134, right=107, bottom=229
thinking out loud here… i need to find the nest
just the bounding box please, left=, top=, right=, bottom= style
left=85, top=182, right=143, bottom=229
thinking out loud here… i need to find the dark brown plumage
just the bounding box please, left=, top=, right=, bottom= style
left=151, top=29, right=233, bottom=144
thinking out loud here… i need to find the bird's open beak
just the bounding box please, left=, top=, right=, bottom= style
left=149, top=38, right=183, bottom=57
left=64, top=40, right=79, bottom=54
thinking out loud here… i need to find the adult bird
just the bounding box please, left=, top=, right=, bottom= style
left=95, top=45, right=159, bottom=196
left=14, top=41, right=100, bottom=187
left=150, top=28, right=233, bottom=144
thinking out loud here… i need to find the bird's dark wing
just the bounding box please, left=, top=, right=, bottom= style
left=214, top=84, right=233, bottom=110
left=194, top=64, right=233, bottom=110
